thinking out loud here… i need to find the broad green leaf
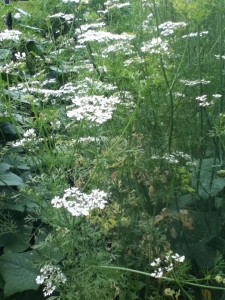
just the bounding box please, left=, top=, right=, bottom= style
left=0, top=172, right=24, bottom=186
left=0, top=49, right=11, bottom=60
left=2, top=157, right=30, bottom=170
left=1, top=195, right=39, bottom=213
left=0, top=251, right=40, bottom=297
left=0, top=223, right=32, bottom=253
left=193, top=158, right=225, bottom=199
left=0, top=122, right=17, bottom=136
left=0, top=163, right=11, bottom=173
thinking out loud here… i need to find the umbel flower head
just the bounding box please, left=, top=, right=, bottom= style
left=36, top=264, right=67, bottom=297
left=51, top=187, right=108, bottom=216
left=150, top=251, right=185, bottom=278
left=66, top=95, right=121, bottom=125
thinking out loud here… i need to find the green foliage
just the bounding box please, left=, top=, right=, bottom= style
left=193, top=158, right=225, bottom=199
left=0, top=251, right=40, bottom=297
left=1, top=0, right=225, bottom=299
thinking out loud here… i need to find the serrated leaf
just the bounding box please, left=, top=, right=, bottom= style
left=0, top=172, right=24, bottom=186
left=0, top=251, right=40, bottom=297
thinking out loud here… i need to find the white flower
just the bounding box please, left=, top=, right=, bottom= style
left=0, top=30, right=22, bottom=41
left=14, top=13, right=21, bottom=19
left=196, top=95, right=212, bottom=107
left=158, top=21, right=187, bottom=36
left=51, top=187, right=108, bottom=216
left=212, top=94, right=222, bottom=98
left=15, top=52, right=26, bottom=60
left=66, top=95, right=121, bottom=125
left=141, top=37, right=169, bottom=55
left=180, top=79, right=211, bottom=86
left=171, top=253, right=185, bottom=263
left=49, top=13, right=74, bottom=23
left=150, top=257, right=161, bottom=267
left=36, top=264, right=67, bottom=297
left=77, top=30, right=135, bottom=44
left=62, top=0, right=79, bottom=3
left=150, top=252, right=185, bottom=279
left=23, top=129, right=36, bottom=138
left=182, top=31, right=209, bottom=38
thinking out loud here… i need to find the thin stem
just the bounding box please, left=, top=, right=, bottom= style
left=100, top=266, right=225, bottom=292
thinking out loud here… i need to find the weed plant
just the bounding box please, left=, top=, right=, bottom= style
left=1, top=0, right=225, bottom=299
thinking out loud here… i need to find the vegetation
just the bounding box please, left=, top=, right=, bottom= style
left=1, top=0, right=225, bottom=299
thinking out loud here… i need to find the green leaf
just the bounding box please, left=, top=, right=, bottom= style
left=0, top=49, right=11, bottom=60
left=0, top=219, right=32, bottom=252
left=0, top=224, right=32, bottom=253
left=1, top=195, right=39, bottom=213
left=2, top=157, right=30, bottom=170
left=0, top=163, right=11, bottom=173
left=19, top=24, right=44, bottom=32
left=193, top=158, right=225, bottom=199
left=0, top=251, right=40, bottom=297
left=15, top=8, right=31, bottom=16
left=0, top=122, right=17, bottom=136
left=0, top=172, right=24, bottom=186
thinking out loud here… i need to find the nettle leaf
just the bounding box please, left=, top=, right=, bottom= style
left=0, top=251, right=40, bottom=297
left=193, top=158, right=225, bottom=199
left=0, top=171, right=24, bottom=186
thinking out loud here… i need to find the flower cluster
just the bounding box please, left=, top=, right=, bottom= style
left=152, top=151, right=192, bottom=164
left=101, top=41, right=134, bottom=57
left=0, top=29, right=22, bottom=41
left=76, top=22, right=106, bottom=33
left=77, top=30, right=135, bottom=44
left=180, top=79, right=211, bottom=86
left=9, top=77, right=117, bottom=105
left=182, top=31, right=209, bottom=38
left=196, top=95, right=211, bottom=107
left=11, top=129, right=37, bottom=148
left=62, top=0, right=88, bottom=3
left=49, top=13, right=74, bottom=23
left=0, top=61, right=25, bottom=74
left=51, top=187, right=108, bottom=216
left=102, top=0, right=131, bottom=13
left=15, top=52, right=26, bottom=61
left=141, top=37, right=169, bottom=55
left=66, top=95, right=121, bottom=125
left=150, top=251, right=185, bottom=278
left=159, top=21, right=187, bottom=36
left=36, top=264, right=67, bottom=297
left=142, top=14, right=154, bottom=32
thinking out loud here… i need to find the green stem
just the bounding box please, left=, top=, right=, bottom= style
left=100, top=266, right=225, bottom=292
